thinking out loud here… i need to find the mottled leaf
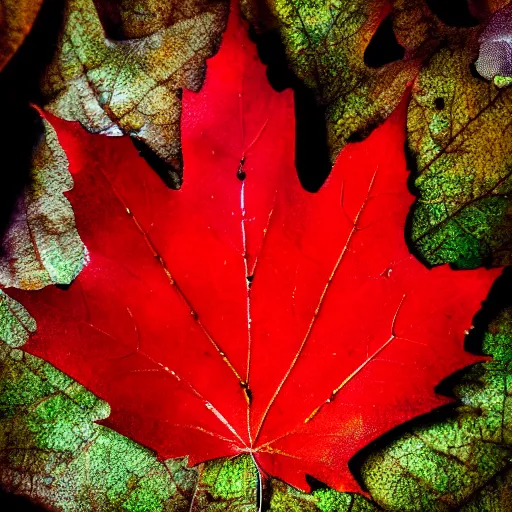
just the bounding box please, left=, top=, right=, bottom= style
left=241, top=0, right=419, bottom=167
left=408, top=45, right=512, bottom=268
left=0, top=331, right=261, bottom=510
left=476, top=4, right=512, bottom=84
left=7, top=6, right=500, bottom=495
left=240, top=1, right=512, bottom=266
left=0, top=118, right=86, bottom=290
left=267, top=480, right=379, bottom=512
left=42, top=0, right=229, bottom=188
left=0, top=290, right=35, bottom=348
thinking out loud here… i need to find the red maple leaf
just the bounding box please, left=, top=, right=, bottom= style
left=8, top=7, right=500, bottom=493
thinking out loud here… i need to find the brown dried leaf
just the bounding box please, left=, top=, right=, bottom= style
left=42, top=0, right=229, bottom=188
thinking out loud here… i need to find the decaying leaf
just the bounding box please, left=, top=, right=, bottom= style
left=0, top=0, right=43, bottom=71
left=42, top=0, right=229, bottom=188
left=6, top=8, right=501, bottom=496
left=0, top=117, right=86, bottom=290
left=0, top=307, right=258, bottom=511
left=408, top=45, right=512, bottom=269
left=241, top=0, right=419, bottom=166
left=0, top=289, right=35, bottom=347
left=2, top=288, right=512, bottom=510
left=267, top=480, right=380, bottom=511
left=240, top=0, right=512, bottom=267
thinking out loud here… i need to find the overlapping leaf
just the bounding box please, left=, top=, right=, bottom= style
left=362, top=298, right=512, bottom=511
left=42, top=0, right=229, bottom=188
left=0, top=1, right=511, bottom=510
left=241, top=0, right=419, bottom=166
left=1, top=288, right=512, bottom=510
left=240, top=0, right=512, bottom=267
left=0, top=118, right=86, bottom=290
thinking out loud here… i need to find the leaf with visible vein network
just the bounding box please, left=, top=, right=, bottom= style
left=6, top=5, right=502, bottom=495
left=241, top=0, right=512, bottom=267
left=42, top=0, right=229, bottom=189
left=0, top=118, right=86, bottom=290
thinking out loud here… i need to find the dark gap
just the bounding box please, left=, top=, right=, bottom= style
left=363, top=15, right=405, bottom=68
left=0, top=107, right=43, bottom=253
left=434, top=365, right=483, bottom=398
left=93, top=0, right=125, bottom=40
left=349, top=402, right=460, bottom=491
left=0, top=491, right=44, bottom=511
left=346, top=118, right=381, bottom=144
left=469, top=62, right=488, bottom=81
left=434, top=97, right=445, bottom=110
left=56, top=282, right=73, bottom=291
left=350, top=266, right=512, bottom=489
left=0, top=0, right=66, bottom=251
left=305, top=474, right=329, bottom=492
left=464, top=267, right=512, bottom=355
left=260, top=473, right=272, bottom=512
left=249, top=27, right=331, bottom=193
left=131, top=138, right=182, bottom=189
left=426, top=0, right=480, bottom=27
left=468, top=0, right=493, bottom=22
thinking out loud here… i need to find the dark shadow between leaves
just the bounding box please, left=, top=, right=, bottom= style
left=0, top=0, right=65, bottom=253
left=0, top=490, right=45, bottom=511
left=364, top=15, right=405, bottom=69
left=249, top=27, right=331, bottom=193
left=404, top=130, right=498, bottom=270
left=403, top=139, right=438, bottom=270
left=131, top=138, right=183, bottom=190
left=426, top=0, right=480, bottom=27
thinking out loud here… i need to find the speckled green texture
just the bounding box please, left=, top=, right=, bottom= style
left=0, top=335, right=263, bottom=510
left=494, top=76, right=512, bottom=88
left=408, top=46, right=512, bottom=268
left=42, top=0, right=229, bottom=188
left=2, top=298, right=511, bottom=510
left=241, top=1, right=512, bottom=268
left=0, top=119, right=86, bottom=290
left=268, top=480, right=379, bottom=511
left=2, top=2, right=512, bottom=509
left=0, top=290, right=36, bottom=347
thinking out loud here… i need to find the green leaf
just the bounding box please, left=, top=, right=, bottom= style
left=0, top=290, right=36, bottom=347
left=0, top=330, right=260, bottom=510
left=242, top=0, right=417, bottom=165
left=242, top=0, right=512, bottom=267
left=0, top=290, right=512, bottom=510
left=408, top=46, right=512, bottom=269
left=268, top=480, right=379, bottom=511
